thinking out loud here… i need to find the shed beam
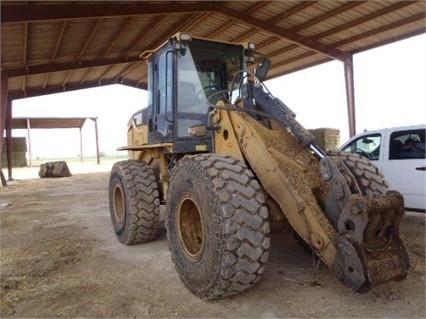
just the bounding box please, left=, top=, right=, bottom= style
left=10, top=78, right=117, bottom=100
left=334, top=13, right=426, bottom=50
left=208, top=1, right=270, bottom=39
left=267, top=57, right=332, bottom=79
left=235, top=0, right=316, bottom=44
left=61, top=70, right=73, bottom=87
left=215, top=5, right=348, bottom=61
left=6, top=55, right=141, bottom=78
left=259, top=12, right=425, bottom=63
left=52, top=21, right=68, bottom=60
left=233, top=0, right=316, bottom=44
left=65, top=19, right=103, bottom=86
left=10, top=78, right=144, bottom=100
left=79, top=19, right=103, bottom=59
left=105, top=17, right=136, bottom=55
left=43, top=21, right=68, bottom=88
left=255, top=1, right=417, bottom=56
left=180, top=12, right=210, bottom=35
left=272, top=51, right=318, bottom=69
left=124, top=15, right=167, bottom=54
left=351, top=28, right=425, bottom=55
left=117, top=13, right=195, bottom=80
left=80, top=69, right=95, bottom=85
left=290, top=2, right=364, bottom=33
left=121, top=78, right=147, bottom=90
left=23, top=22, right=28, bottom=65
left=114, top=13, right=171, bottom=83
left=312, top=1, right=417, bottom=41
left=1, top=2, right=213, bottom=23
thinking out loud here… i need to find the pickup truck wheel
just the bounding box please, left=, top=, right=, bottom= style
left=329, top=151, right=389, bottom=195
left=109, top=160, right=160, bottom=245
left=166, top=154, right=270, bottom=300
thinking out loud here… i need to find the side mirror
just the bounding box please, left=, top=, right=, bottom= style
left=255, top=58, right=271, bottom=81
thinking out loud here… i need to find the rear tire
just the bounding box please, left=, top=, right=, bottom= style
left=109, top=160, right=160, bottom=245
left=166, top=154, right=270, bottom=300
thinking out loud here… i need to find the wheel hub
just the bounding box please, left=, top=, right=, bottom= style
left=113, top=184, right=125, bottom=226
left=177, top=193, right=205, bottom=262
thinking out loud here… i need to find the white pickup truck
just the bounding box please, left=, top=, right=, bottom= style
left=340, top=125, right=425, bottom=211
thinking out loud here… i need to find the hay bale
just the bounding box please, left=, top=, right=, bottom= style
left=309, top=128, right=340, bottom=151
left=1, top=138, right=28, bottom=167
left=1, top=137, right=27, bottom=152
left=1, top=151, right=27, bottom=167
left=39, top=161, right=72, bottom=178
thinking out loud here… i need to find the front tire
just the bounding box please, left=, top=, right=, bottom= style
left=166, top=154, right=270, bottom=300
left=329, top=151, right=389, bottom=195
left=109, top=160, right=160, bottom=245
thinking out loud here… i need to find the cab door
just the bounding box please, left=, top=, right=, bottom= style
left=173, top=43, right=212, bottom=153
left=381, top=128, right=426, bottom=210
left=148, top=46, right=174, bottom=144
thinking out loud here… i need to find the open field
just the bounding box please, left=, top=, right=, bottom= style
left=1, top=164, right=425, bottom=318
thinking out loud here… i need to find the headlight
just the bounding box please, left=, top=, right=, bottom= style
left=178, top=32, right=192, bottom=42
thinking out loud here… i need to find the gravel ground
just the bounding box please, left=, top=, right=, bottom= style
left=0, top=164, right=425, bottom=318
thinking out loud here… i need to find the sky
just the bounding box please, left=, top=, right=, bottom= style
left=12, top=33, right=426, bottom=159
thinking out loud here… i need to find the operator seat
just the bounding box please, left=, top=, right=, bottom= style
left=178, top=81, right=203, bottom=113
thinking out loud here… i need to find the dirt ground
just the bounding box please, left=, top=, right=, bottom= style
left=1, top=163, right=425, bottom=318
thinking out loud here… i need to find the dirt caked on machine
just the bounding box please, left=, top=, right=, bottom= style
left=109, top=32, right=410, bottom=299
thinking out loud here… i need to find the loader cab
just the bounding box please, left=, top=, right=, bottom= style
left=144, top=33, right=247, bottom=153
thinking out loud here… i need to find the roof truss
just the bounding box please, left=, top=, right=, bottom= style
left=1, top=1, right=424, bottom=99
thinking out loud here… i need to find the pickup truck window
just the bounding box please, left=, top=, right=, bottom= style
left=341, top=133, right=381, bottom=160
left=389, top=129, right=426, bottom=160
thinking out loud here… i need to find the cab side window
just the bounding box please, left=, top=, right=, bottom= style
left=389, top=129, right=426, bottom=160
left=157, top=50, right=173, bottom=115
left=341, top=133, right=381, bottom=160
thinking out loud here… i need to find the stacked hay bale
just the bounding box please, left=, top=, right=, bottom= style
left=1, top=137, right=28, bottom=167
left=309, top=128, right=340, bottom=152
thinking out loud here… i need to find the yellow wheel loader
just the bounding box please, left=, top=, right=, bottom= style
left=109, top=32, right=410, bottom=300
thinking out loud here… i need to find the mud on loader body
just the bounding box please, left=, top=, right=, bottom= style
left=109, top=32, right=409, bottom=299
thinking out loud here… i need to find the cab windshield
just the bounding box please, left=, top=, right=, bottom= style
left=190, top=39, right=244, bottom=96
left=176, top=39, right=244, bottom=137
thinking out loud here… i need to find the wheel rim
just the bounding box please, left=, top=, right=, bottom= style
left=113, top=183, right=125, bottom=226
left=177, top=193, right=205, bottom=262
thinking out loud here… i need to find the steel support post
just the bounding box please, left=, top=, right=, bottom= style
left=27, top=118, right=33, bottom=167
left=93, top=118, right=100, bottom=165
left=80, top=126, right=83, bottom=163
left=0, top=71, right=8, bottom=186
left=5, top=97, right=13, bottom=180
left=344, top=54, right=356, bottom=137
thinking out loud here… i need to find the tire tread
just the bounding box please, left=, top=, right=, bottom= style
left=167, top=154, right=270, bottom=299
left=109, top=160, right=160, bottom=245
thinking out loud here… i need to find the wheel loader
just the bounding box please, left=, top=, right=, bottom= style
left=109, top=32, right=410, bottom=300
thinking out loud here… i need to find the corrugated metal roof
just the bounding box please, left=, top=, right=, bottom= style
left=1, top=1, right=425, bottom=99
left=11, top=117, right=95, bottom=130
